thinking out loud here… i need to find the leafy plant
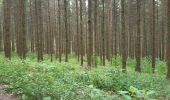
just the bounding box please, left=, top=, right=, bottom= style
left=119, top=86, right=157, bottom=100
left=0, top=52, right=169, bottom=100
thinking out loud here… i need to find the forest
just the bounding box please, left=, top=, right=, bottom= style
left=0, top=0, right=170, bottom=99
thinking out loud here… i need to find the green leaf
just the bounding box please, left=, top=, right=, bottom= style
left=22, top=94, right=28, bottom=100
left=22, top=94, right=32, bottom=100
left=43, top=96, right=51, bottom=100
left=123, top=94, right=132, bottom=100
left=89, top=85, right=93, bottom=88
left=146, top=90, right=156, bottom=96
left=135, top=89, right=141, bottom=96
left=129, top=86, right=137, bottom=93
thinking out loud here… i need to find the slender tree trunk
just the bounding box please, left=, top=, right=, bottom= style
left=35, top=0, right=43, bottom=61
left=47, top=0, right=53, bottom=61
left=102, top=0, right=105, bottom=66
left=19, top=0, right=26, bottom=59
left=87, top=0, right=93, bottom=66
left=58, top=0, right=62, bottom=62
left=30, top=1, right=35, bottom=52
left=113, top=0, right=117, bottom=65
left=3, top=0, right=11, bottom=59
left=64, top=0, right=68, bottom=62
left=135, top=0, right=141, bottom=72
left=0, top=16, right=2, bottom=51
left=76, top=0, right=80, bottom=62
left=152, top=0, right=156, bottom=73
left=142, top=0, right=147, bottom=57
left=167, top=0, right=170, bottom=79
left=94, top=0, right=98, bottom=66
left=80, top=0, right=83, bottom=66
left=121, top=0, right=127, bottom=72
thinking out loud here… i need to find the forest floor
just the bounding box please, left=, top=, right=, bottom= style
left=0, top=52, right=170, bottom=99
left=0, top=85, right=17, bottom=100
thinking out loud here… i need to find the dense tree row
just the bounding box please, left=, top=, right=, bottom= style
left=0, top=0, right=170, bottom=78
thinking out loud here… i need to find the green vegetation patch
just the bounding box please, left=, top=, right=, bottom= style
left=0, top=52, right=169, bottom=100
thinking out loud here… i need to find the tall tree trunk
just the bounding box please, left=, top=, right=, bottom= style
left=19, top=0, right=26, bottom=59
left=152, top=0, right=156, bottom=73
left=80, top=0, right=83, bottom=66
left=167, top=0, right=170, bottom=79
left=58, top=0, right=62, bottom=62
left=0, top=15, right=2, bottom=51
left=112, top=0, right=117, bottom=65
left=76, top=0, right=80, bottom=62
left=35, top=0, right=43, bottom=61
left=3, top=0, right=11, bottom=59
left=87, top=0, right=93, bottom=66
left=64, top=0, right=68, bottom=62
left=101, top=0, right=105, bottom=66
left=94, top=0, right=98, bottom=66
left=47, top=0, right=53, bottom=62
left=30, top=0, right=35, bottom=52
left=135, top=0, right=141, bottom=72
left=121, top=0, right=127, bottom=72
left=142, top=0, right=147, bottom=57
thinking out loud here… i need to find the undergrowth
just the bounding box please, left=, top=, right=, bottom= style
left=0, top=52, right=169, bottom=100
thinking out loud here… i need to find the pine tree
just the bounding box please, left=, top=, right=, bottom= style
left=121, top=0, right=127, bottom=72
left=18, top=0, right=26, bottom=59
left=167, top=0, right=170, bottom=79
left=135, top=0, right=141, bottom=72
left=64, top=0, right=68, bottom=62
left=87, top=0, right=93, bottom=66
left=152, top=0, right=156, bottom=73
left=3, top=0, right=11, bottom=59
left=35, top=0, right=43, bottom=61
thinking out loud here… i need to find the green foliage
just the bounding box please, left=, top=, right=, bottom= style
left=0, top=52, right=169, bottom=100
left=118, top=86, right=157, bottom=100
left=111, top=55, right=122, bottom=67
left=92, top=55, right=100, bottom=67
left=43, top=96, right=51, bottom=100
left=126, top=57, right=167, bottom=74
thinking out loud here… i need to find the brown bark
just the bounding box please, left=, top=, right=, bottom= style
left=94, top=0, right=98, bottom=66
left=3, top=0, right=11, bottom=59
left=64, top=0, right=68, bottom=62
left=19, top=0, right=26, bottom=59
left=0, top=16, right=2, bottom=51
left=135, top=0, right=141, bottom=72
left=121, top=0, right=127, bottom=72
left=47, top=0, right=53, bottom=62
left=101, top=0, right=105, bottom=66
left=87, top=0, right=93, bottom=66
left=142, top=0, right=147, bottom=57
left=58, top=0, right=62, bottom=62
left=80, top=0, right=83, bottom=66
left=152, top=0, right=156, bottom=73
left=76, top=0, right=80, bottom=62
left=35, top=0, right=43, bottom=61
left=167, top=0, right=170, bottom=79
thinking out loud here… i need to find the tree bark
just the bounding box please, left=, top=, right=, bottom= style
left=87, top=0, right=93, bottom=66
left=167, top=0, right=170, bottom=79
left=152, top=0, right=156, bottom=73
left=19, top=0, right=26, bottom=59
left=64, top=0, right=68, bottom=62
left=80, top=0, right=83, bottom=66
left=3, top=0, right=11, bottom=59
left=35, top=0, right=43, bottom=61
left=121, top=0, right=127, bottom=72
left=135, top=0, right=141, bottom=72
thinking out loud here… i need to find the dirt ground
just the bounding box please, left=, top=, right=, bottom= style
left=0, top=85, right=17, bottom=100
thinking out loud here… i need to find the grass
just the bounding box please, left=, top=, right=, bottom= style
left=0, top=52, right=169, bottom=100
